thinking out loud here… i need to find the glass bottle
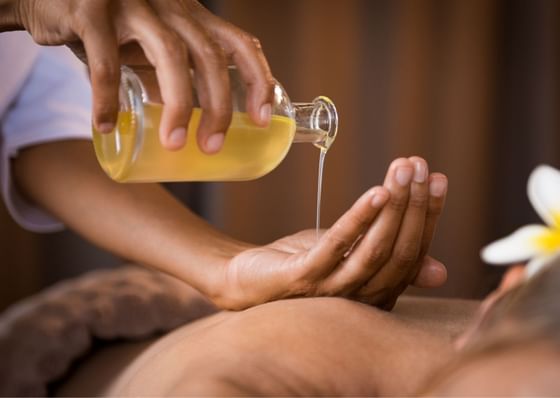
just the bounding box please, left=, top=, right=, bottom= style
left=93, top=67, right=338, bottom=182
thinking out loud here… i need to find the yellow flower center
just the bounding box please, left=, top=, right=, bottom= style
left=534, top=228, right=560, bottom=253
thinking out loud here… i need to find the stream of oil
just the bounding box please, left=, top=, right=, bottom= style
left=316, top=148, right=327, bottom=241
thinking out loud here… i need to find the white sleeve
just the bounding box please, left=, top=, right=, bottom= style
left=0, top=45, right=92, bottom=232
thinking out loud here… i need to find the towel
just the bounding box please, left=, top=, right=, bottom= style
left=0, top=265, right=217, bottom=396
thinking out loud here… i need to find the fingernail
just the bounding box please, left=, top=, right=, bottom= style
left=430, top=178, right=447, bottom=197
left=395, top=167, right=413, bottom=186
left=414, top=161, right=427, bottom=183
left=97, top=122, right=115, bottom=134
left=260, top=103, right=271, bottom=125
left=206, top=132, right=225, bottom=153
left=169, top=127, right=186, bottom=147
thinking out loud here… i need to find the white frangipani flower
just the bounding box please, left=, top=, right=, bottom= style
left=481, top=165, right=560, bottom=278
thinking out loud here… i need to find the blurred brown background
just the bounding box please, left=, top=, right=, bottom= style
left=1, top=0, right=559, bottom=310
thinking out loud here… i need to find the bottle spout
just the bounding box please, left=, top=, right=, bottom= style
left=293, top=96, right=338, bottom=151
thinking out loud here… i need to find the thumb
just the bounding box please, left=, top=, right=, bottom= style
left=412, top=256, right=448, bottom=288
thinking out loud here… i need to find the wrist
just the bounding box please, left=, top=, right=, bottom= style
left=188, top=239, right=248, bottom=290
left=175, top=237, right=252, bottom=308
left=0, top=0, right=23, bottom=31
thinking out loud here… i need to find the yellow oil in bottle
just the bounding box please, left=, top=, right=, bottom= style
left=93, top=103, right=296, bottom=182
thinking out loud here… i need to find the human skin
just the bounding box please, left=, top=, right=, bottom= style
left=55, top=296, right=479, bottom=396
left=0, top=0, right=274, bottom=153
left=57, top=266, right=555, bottom=397
left=423, top=264, right=560, bottom=395
left=13, top=140, right=447, bottom=310
left=423, top=341, right=560, bottom=396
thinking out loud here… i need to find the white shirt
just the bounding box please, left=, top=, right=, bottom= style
left=0, top=32, right=92, bottom=232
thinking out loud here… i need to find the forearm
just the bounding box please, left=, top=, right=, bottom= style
left=0, top=0, right=22, bottom=31
left=12, top=139, right=251, bottom=297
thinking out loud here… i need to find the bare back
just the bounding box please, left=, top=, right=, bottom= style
left=57, top=296, right=479, bottom=396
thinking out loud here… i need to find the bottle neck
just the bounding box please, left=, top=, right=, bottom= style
left=292, top=96, right=338, bottom=151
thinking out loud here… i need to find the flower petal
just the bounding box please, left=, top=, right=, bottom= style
left=526, top=251, right=560, bottom=279
left=481, top=225, right=550, bottom=264
left=528, top=165, right=560, bottom=227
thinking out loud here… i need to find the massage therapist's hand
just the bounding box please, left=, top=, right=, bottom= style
left=216, top=157, right=448, bottom=310
left=1, top=0, right=273, bottom=152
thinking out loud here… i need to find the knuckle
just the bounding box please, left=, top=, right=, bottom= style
left=30, top=34, right=51, bottom=46
left=90, top=58, right=119, bottom=84
left=394, top=245, right=419, bottom=267
left=162, top=2, right=190, bottom=19
left=73, top=7, right=92, bottom=26
left=388, top=195, right=408, bottom=213
left=366, top=245, right=390, bottom=265
left=92, top=94, right=118, bottom=115
left=199, top=42, right=226, bottom=66
left=428, top=201, right=444, bottom=217
left=408, top=191, right=428, bottom=209
left=73, top=2, right=108, bottom=32
left=326, top=229, right=350, bottom=257
left=250, top=36, right=263, bottom=50
left=165, top=89, right=194, bottom=108
left=208, top=100, right=231, bottom=112
left=346, top=211, right=370, bottom=231
left=239, top=32, right=262, bottom=50
left=158, top=32, right=188, bottom=62
left=264, top=77, right=275, bottom=92
left=255, top=75, right=275, bottom=93
left=94, top=102, right=117, bottom=119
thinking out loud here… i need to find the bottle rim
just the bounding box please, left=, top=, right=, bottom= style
left=312, top=96, right=338, bottom=151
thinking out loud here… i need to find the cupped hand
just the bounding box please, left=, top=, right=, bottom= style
left=14, top=0, right=273, bottom=152
left=213, top=157, right=448, bottom=310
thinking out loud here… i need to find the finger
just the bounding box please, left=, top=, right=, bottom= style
left=381, top=295, right=399, bottom=311
left=359, top=258, right=446, bottom=308
left=351, top=287, right=397, bottom=308
left=419, top=173, right=448, bottom=257
left=151, top=0, right=231, bottom=154
left=411, top=256, right=448, bottom=288
left=79, top=7, right=120, bottom=133
left=409, top=173, right=448, bottom=284
left=303, top=186, right=390, bottom=281
left=320, top=158, right=414, bottom=293
left=126, top=2, right=193, bottom=150
left=385, top=156, right=430, bottom=280
left=201, top=14, right=275, bottom=127
left=358, top=157, right=429, bottom=296
left=186, top=24, right=230, bottom=154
